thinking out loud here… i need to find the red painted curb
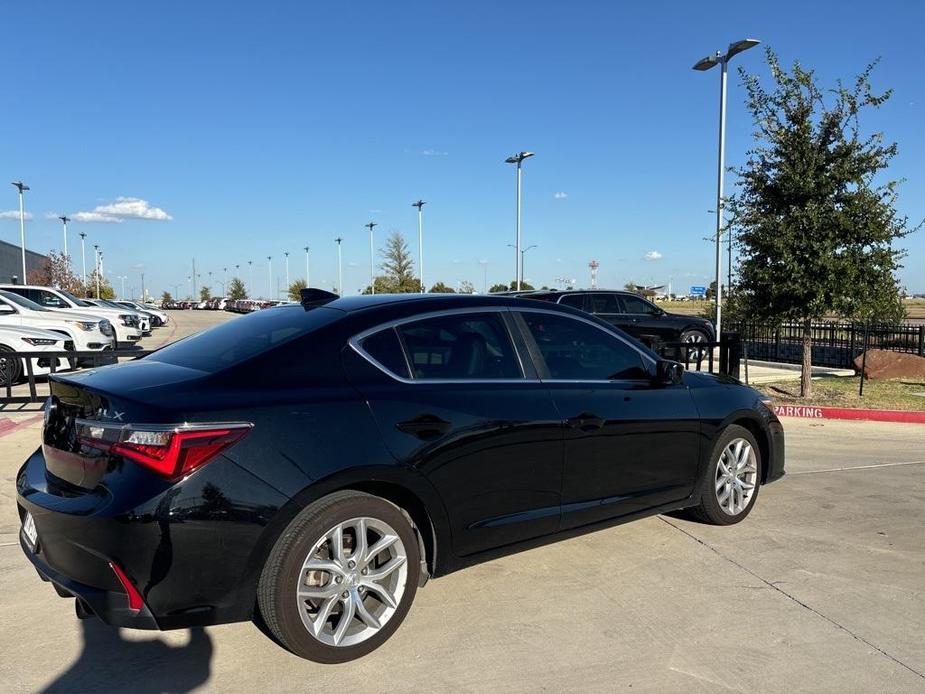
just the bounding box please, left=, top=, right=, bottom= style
left=0, top=414, right=44, bottom=438
left=773, top=404, right=925, bottom=424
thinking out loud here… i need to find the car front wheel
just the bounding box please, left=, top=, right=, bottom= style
left=257, top=490, right=420, bottom=662
left=687, top=424, right=761, bottom=525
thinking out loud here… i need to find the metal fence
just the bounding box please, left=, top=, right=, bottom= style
left=1, top=349, right=153, bottom=405
left=726, top=321, right=925, bottom=369
left=657, top=334, right=743, bottom=380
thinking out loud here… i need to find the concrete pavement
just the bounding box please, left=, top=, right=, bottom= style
left=2, top=417, right=924, bottom=692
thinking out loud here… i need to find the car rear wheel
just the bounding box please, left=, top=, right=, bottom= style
left=680, top=329, right=709, bottom=361
left=257, top=490, right=420, bottom=663
left=0, top=346, right=23, bottom=386
left=687, top=424, right=761, bottom=525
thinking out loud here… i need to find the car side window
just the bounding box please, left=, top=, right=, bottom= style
left=521, top=312, right=648, bottom=381
left=36, top=290, right=68, bottom=309
left=395, top=312, right=521, bottom=380
left=557, top=294, right=586, bottom=310
left=620, top=295, right=659, bottom=315
left=360, top=328, right=411, bottom=379
left=588, top=294, right=619, bottom=314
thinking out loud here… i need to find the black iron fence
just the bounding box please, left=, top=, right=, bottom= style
left=726, top=321, right=924, bottom=369
left=1, top=349, right=153, bottom=405
left=657, top=333, right=743, bottom=380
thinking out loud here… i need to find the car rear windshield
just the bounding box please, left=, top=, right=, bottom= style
left=147, top=305, right=343, bottom=373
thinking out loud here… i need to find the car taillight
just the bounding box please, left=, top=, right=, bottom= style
left=111, top=426, right=252, bottom=480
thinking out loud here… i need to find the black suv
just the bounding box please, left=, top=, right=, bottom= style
left=523, top=290, right=715, bottom=349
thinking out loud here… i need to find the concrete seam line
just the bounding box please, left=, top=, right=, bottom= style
left=659, top=517, right=925, bottom=681
left=787, top=460, right=925, bottom=476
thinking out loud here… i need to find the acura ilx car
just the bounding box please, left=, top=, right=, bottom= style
left=17, top=291, right=784, bottom=662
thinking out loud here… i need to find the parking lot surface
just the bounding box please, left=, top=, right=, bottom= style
left=1, top=311, right=923, bottom=692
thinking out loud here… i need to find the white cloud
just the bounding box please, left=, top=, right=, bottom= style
left=420, top=149, right=448, bottom=156
left=553, top=192, right=568, bottom=199
left=643, top=251, right=663, bottom=262
left=0, top=210, right=32, bottom=221
left=74, top=197, right=172, bottom=223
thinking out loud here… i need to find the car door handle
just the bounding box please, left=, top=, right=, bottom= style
left=396, top=414, right=452, bottom=440
left=566, top=412, right=605, bottom=432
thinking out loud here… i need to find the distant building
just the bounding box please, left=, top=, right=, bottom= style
left=0, top=239, right=48, bottom=284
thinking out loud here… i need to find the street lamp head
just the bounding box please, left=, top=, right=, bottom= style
left=412, top=199, right=426, bottom=210
left=727, top=38, right=761, bottom=60
left=335, top=237, right=342, bottom=244
left=505, top=151, right=535, bottom=164
left=304, top=246, right=309, bottom=252
left=11, top=181, right=30, bottom=192
left=365, top=222, right=377, bottom=231
left=692, top=53, right=720, bottom=71
left=58, top=215, right=70, bottom=224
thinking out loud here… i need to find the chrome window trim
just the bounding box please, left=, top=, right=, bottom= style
left=349, top=304, right=658, bottom=385
left=349, top=307, right=535, bottom=385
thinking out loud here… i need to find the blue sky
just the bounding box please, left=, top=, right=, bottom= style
left=2, top=0, right=923, bottom=298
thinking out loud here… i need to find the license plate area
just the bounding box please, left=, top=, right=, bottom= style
left=22, top=512, right=38, bottom=552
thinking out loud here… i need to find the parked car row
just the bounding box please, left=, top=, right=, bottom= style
left=0, top=286, right=169, bottom=386
left=225, top=298, right=284, bottom=313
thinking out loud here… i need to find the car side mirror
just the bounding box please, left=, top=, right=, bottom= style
left=655, top=359, right=684, bottom=385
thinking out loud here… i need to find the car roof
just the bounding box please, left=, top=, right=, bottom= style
left=320, top=293, right=532, bottom=313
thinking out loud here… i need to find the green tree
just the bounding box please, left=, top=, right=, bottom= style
left=458, top=280, right=476, bottom=295
left=199, top=286, right=211, bottom=302
left=730, top=49, right=914, bottom=397
left=489, top=283, right=509, bottom=293
left=428, top=282, right=455, bottom=293
left=84, top=269, right=115, bottom=299
left=227, top=277, right=247, bottom=300
left=506, top=281, right=534, bottom=291
left=365, top=231, right=419, bottom=293
left=288, top=279, right=307, bottom=301
left=161, top=291, right=173, bottom=305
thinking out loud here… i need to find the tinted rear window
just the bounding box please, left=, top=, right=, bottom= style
left=361, top=328, right=411, bottom=379
left=147, top=305, right=342, bottom=372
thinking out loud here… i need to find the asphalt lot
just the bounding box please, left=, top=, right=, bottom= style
left=1, top=310, right=923, bottom=692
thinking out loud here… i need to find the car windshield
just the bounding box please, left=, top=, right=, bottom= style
left=58, top=289, right=95, bottom=308
left=147, top=305, right=343, bottom=373
left=0, top=290, right=51, bottom=312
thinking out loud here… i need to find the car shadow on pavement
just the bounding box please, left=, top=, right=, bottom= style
left=41, top=619, right=213, bottom=693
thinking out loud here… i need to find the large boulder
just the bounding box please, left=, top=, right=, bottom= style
left=853, top=349, right=925, bottom=380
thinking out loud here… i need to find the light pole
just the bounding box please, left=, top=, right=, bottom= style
left=504, top=152, right=535, bottom=290
left=412, top=200, right=426, bottom=292
left=335, top=237, right=343, bottom=296
left=93, top=244, right=101, bottom=298
left=507, top=243, right=537, bottom=287
left=117, top=275, right=127, bottom=299
left=79, top=232, right=88, bottom=284
left=141, top=271, right=146, bottom=302
left=693, top=38, right=760, bottom=338
left=304, top=246, right=310, bottom=287
left=11, top=181, right=30, bottom=282
left=365, top=222, right=377, bottom=294
left=58, top=215, right=71, bottom=259
left=284, top=251, right=290, bottom=292
left=248, top=260, right=253, bottom=296
left=479, top=260, right=488, bottom=294
left=267, top=256, right=272, bottom=300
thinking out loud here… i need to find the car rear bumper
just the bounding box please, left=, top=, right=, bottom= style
left=20, top=534, right=160, bottom=629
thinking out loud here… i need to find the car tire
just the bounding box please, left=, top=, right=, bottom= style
left=257, top=490, right=420, bottom=663
left=0, top=346, right=23, bottom=386
left=686, top=424, right=762, bottom=526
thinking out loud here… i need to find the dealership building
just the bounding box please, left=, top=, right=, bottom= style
left=0, top=239, right=48, bottom=284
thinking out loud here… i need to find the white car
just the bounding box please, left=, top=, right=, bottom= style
left=0, top=285, right=143, bottom=347
left=116, top=300, right=169, bottom=326
left=0, top=325, right=72, bottom=386
left=0, top=291, right=115, bottom=362
left=86, top=299, right=150, bottom=334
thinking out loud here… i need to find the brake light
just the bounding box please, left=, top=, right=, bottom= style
left=111, top=425, right=251, bottom=480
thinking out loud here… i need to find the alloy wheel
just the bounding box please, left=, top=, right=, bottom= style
left=296, top=516, right=408, bottom=647
left=714, top=438, right=758, bottom=515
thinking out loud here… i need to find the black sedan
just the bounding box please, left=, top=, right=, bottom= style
left=17, top=290, right=784, bottom=663
left=522, top=289, right=716, bottom=349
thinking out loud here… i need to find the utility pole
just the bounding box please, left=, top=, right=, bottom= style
left=504, top=152, right=535, bottom=290
left=93, top=245, right=101, bottom=298
left=412, top=200, right=426, bottom=292
left=192, top=258, right=197, bottom=302
left=58, top=215, right=71, bottom=259
left=267, top=256, right=272, bottom=300
left=304, top=246, right=310, bottom=287
left=335, top=237, right=343, bottom=296
left=365, top=222, right=377, bottom=294
left=284, top=251, right=290, bottom=292
left=11, top=181, right=30, bottom=282
left=479, top=260, right=488, bottom=294
left=79, top=233, right=87, bottom=284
